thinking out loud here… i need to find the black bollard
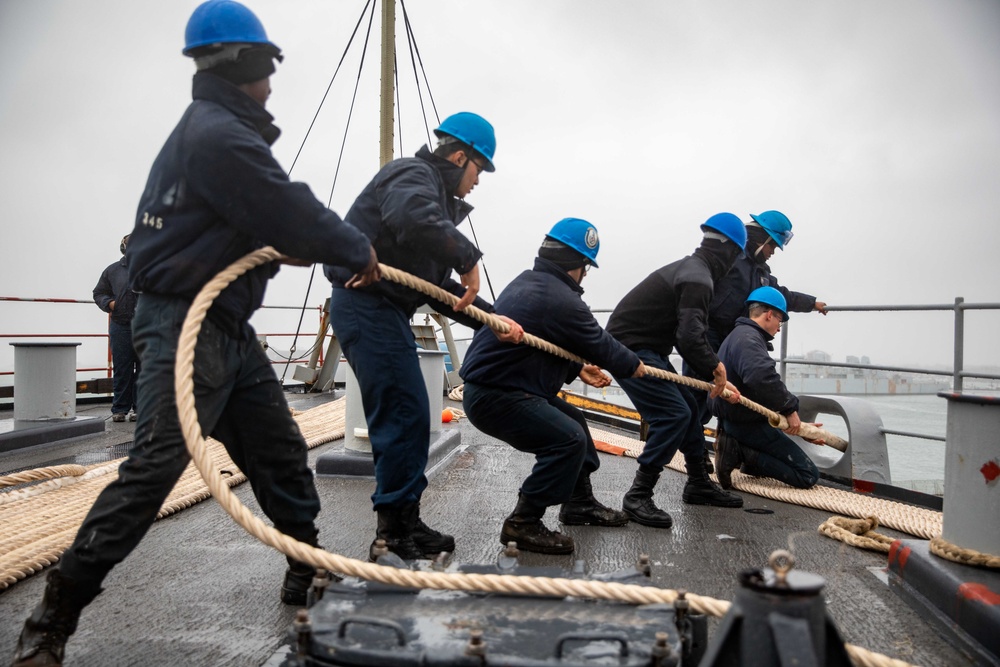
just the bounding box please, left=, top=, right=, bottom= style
left=699, top=550, right=852, bottom=667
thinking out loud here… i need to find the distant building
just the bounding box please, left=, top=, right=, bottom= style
left=784, top=350, right=949, bottom=395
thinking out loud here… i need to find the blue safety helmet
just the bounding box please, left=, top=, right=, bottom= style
left=746, top=286, right=788, bottom=321
left=545, top=218, right=600, bottom=268
left=749, top=210, right=794, bottom=249
left=183, top=0, right=280, bottom=56
left=434, top=112, right=497, bottom=172
left=700, top=212, right=747, bottom=250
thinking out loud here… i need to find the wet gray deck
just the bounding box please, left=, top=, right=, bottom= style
left=0, top=393, right=970, bottom=666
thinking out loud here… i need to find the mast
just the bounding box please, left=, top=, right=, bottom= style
left=379, top=0, right=395, bottom=167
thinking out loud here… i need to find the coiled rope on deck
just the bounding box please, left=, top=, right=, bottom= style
left=172, top=247, right=917, bottom=667
left=0, top=464, right=87, bottom=488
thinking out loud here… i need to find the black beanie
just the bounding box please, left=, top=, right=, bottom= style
left=746, top=225, right=773, bottom=262
left=538, top=242, right=589, bottom=271
left=206, top=47, right=278, bottom=85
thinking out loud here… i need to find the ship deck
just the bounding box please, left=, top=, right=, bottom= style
left=0, top=391, right=969, bottom=666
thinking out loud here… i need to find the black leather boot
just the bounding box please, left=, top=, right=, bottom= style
left=622, top=465, right=673, bottom=528
left=12, top=569, right=102, bottom=667
left=406, top=503, right=456, bottom=557
left=558, top=474, right=628, bottom=526
left=281, top=529, right=341, bottom=605
left=500, top=494, right=574, bottom=554
left=369, top=505, right=424, bottom=561
left=683, top=454, right=743, bottom=507
left=713, top=428, right=744, bottom=490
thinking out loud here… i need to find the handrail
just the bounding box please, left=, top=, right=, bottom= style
left=776, top=299, right=1000, bottom=391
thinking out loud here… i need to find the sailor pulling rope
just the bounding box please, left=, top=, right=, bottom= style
left=374, top=262, right=847, bottom=451
left=173, top=247, right=914, bottom=667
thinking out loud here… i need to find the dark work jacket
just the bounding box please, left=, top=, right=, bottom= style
left=324, top=145, right=492, bottom=329
left=708, top=252, right=816, bottom=340
left=460, top=258, right=640, bottom=397
left=128, top=72, right=371, bottom=337
left=606, top=246, right=733, bottom=380
left=709, top=317, right=799, bottom=424
left=93, top=257, right=137, bottom=325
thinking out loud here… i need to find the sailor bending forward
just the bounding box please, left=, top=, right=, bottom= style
left=460, top=219, right=646, bottom=554
left=709, top=286, right=821, bottom=490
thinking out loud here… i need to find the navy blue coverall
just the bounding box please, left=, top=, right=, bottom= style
left=93, top=256, right=140, bottom=417
left=460, top=258, right=640, bottom=507
left=606, top=245, right=735, bottom=470
left=709, top=317, right=819, bottom=488
left=324, top=145, right=495, bottom=510
left=58, top=72, right=373, bottom=586
left=687, top=249, right=817, bottom=425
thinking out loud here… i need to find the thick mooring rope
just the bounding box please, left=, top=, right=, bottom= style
left=0, top=402, right=348, bottom=591
left=378, top=264, right=846, bottom=451
left=590, top=427, right=943, bottom=541
left=929, top=537, right=1000, bottom=569
left=172, top=247, right=916, bottom=667
left=0, top=464, right=87, bottom=488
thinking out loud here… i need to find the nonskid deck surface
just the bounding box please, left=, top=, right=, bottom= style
left=0, top=393, right=966, bottom=666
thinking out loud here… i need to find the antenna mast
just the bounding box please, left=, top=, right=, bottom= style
left=379, top=0, right=395, bottom=167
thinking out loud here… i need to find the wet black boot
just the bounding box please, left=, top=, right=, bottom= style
left=12, top=569, right=102, bottom=667
left=406, top=503, right=456, bottom=557
left=622, top=464, right=673, bottom=528
left=281, top=529, right=340, bottom=605
left=713, top=428, right=744, bottom=490
left=369, top=505, right=424, bottom=561
left=500, top=494, right=574, bottom=554
left=558, top=474, right=628, bottom=526
left=683, top=454, right=743, bottom=507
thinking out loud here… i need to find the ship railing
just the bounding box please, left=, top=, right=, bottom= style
left=0, top=297, right=330, bottom=402
left=776, top=299, right=1000, bottom=392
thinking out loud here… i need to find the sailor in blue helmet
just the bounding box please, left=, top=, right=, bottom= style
left=460, top=219, right=647, bottom=554
left=12, top=2, right=381, bottom=664
left=709, top=211, right=826, bottom=346
left=688, top=211, right=827, bottom=463
left=708, top=287, right=821, bottom=489
left=606, top=214, right=747, bottom=528
left=323, top=112, right=523, bottom=562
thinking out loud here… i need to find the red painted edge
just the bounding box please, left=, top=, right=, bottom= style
left=854, top=479, right=875, bottom=493
left=889, top=540, right=902, bottom=566
left=981, top=460, right=1000, bottom=483
left=957, top=582, right=1000, bottom=606
left=899, top=545, right=911, bottom=569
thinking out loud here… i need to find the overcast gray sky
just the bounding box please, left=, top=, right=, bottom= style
left=1, top=0, right=998, bottom=376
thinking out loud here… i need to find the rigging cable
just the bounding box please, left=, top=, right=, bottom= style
left=279, top=0, right=377, bottom=384
left=400, top=0, right=497, bottom=302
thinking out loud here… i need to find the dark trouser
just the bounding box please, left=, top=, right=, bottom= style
left=329, top=288, right=429, bottom=509
left=617, top=350, right=704, bottom=469
left=108, top=319, right=140, bottom=415
left=721, top=419, right=820, bottom=489
left=58, top=295, right=321, bottom=585
left=682, top=327, right=723, bottom=427
left=462, top=381, right=599, bottom=508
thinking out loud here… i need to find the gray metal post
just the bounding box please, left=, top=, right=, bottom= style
left=779, top=321, right=788, bottom=383
left=953, top=297, right=964, bottom=392
left=11, top=342, right=81, bottom=420
left=940, top=393, right=1000, bottom=555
